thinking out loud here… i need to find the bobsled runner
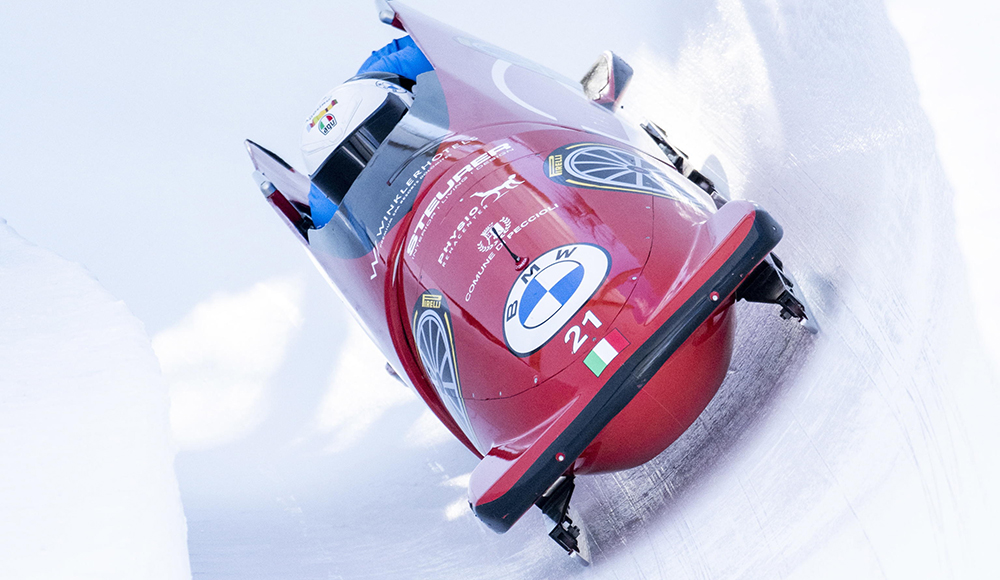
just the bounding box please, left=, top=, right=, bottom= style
left=245, top=0, right=817, bottom=563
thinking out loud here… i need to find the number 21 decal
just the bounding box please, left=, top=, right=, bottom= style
left=564, top=310, right=602, bottom=354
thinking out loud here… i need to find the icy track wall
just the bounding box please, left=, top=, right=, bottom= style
left=178, top=1, right=998, bottom=579
left=573, top=0, right=1000, bottom=577
left=0, top=220, right=191, bottom=579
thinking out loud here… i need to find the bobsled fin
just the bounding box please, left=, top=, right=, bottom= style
left=737, top=253, right=820, bottom=333
left=246, top=140, right=314, bottom=239
left=246, top=140, right=311, bottom=206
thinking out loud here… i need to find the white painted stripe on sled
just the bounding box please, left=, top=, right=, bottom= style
left=492, top=59, right=558, bottom=121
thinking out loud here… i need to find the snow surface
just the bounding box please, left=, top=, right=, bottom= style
left=884, top=0, right=1000, bottom=397
left=0, top=220, right=190, bottom=579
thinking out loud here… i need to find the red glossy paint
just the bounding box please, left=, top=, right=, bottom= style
left=247, top=1, right=799, bottom=540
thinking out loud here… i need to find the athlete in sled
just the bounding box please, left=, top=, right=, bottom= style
left=246, top=0, right=817, bottom=563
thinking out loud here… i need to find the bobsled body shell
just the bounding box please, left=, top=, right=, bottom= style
left=287, top=1, right=669, bottom=460
left=398, top=122, right=729, bottom=455
left=249, top=1, right=787, bottom=536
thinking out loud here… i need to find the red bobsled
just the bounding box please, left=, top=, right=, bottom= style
left=246, top=0, right=816, bottom=561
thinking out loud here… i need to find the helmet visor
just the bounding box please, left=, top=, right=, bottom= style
left=310, top=93, right=410, bottom=206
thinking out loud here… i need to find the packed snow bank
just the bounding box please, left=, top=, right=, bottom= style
left=0, top=219, right=191, bottom=579
left=153, top=277, right=305, bottom=451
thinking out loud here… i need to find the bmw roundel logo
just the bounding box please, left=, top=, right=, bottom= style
left=503, top=243, right=611, bottom=357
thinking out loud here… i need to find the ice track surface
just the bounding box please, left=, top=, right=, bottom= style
left=181, top=1, right=998, bottom=578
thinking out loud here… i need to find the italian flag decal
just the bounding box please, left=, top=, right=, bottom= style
left=584, top=330, right=630, bottom=377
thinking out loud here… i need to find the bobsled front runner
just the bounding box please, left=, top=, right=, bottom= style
left=246, top=0, right=816, bottom=561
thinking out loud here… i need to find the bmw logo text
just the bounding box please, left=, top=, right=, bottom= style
left=503, top=243, right=611, bottom=357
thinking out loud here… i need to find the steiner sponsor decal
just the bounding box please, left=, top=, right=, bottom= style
left=406, top=142, right=513, bottom=258
left=502, top=243, right=611, bottom=357
left=545, top=142, right=713, bottom=211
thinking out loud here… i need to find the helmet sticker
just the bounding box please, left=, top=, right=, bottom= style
left=318, top=114, right=337, bottom=135
left=307, top=99, right=339, bottom=131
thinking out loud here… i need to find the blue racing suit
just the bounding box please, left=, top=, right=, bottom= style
left=357, top=36, right=433, bottom=81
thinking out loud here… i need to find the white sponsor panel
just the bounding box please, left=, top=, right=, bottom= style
left=502, top=243, right=610, bottom=356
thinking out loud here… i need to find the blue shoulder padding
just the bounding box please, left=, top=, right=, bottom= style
left=309, top=182, right=338, bottom=228
left=357, top=36, right=433, bottom=81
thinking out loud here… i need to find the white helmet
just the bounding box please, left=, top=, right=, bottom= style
left=301, top=74, right=413, bottom=203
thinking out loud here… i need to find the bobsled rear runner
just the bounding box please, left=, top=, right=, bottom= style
left=245, top=0, right=817, bottom=562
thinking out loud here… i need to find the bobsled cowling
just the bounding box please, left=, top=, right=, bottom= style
left=248, top=0, right=803, bottom=545
left=385, top=2, right=785, bottom=532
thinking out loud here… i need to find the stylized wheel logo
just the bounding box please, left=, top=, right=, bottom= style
left=565, top=145, right=671, bottom=195
left=415, top=310, right=460, bottom=406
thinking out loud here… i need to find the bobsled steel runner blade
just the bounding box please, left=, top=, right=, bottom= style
left=738, top=252, right=821, bottom=334
left=471, top=205, right=784, bottom=532
left=568, top=505, right=592, bottom=565
left=778, top=264, right=820, bottom=334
